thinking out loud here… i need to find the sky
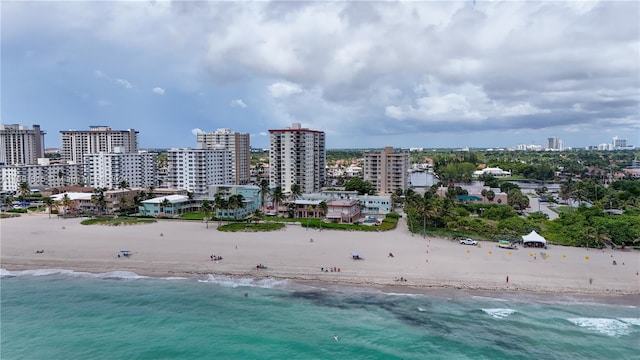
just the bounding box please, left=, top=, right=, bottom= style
left=2, top=1, right=639, bottom=150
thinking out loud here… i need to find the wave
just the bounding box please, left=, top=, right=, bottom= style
left=482, top=308, right=516, bottom=319
left=473, top=295, right=508, bottom=302
left=198, top=274, right=291, bottom=289
left=0, top=268, right=148, bottom=280
left=568, top=317, right=637, bottom=337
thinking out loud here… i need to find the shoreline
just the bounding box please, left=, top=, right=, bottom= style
left=1, top=214, right=639, bottom=303
left=3, top=265, right=639, bottom=308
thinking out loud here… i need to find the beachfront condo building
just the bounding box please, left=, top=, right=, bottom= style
left=196, top=128, right=251, bottom=185
left=60, top=126, right=139, bottom=163
left=0, top=124, right=46, bottom=166
left=269, top=122, right=326, bottom=194
left=0, top=162, right=83, bottom=192
left=83, top=150, right=158, bottom=190
left=363, top=146, right=409, bottom=195
left=165, top=148, right=234, bottom=197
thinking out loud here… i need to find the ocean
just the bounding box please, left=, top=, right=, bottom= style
left=1, top=269, right=638, bottom=360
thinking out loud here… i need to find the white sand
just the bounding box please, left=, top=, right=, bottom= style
left=1, top=214, right=639, bottom=296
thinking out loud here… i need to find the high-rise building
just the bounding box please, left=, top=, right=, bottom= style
left=363, top=146, right=409, bottom=194
left=0, top=124, right=45, bottom=165
left=269, top=122, right=326, bottom=194
left=165, top=148, right=233, bottom=197
left=612, top=136, right=627, bottom=149
left=83, top=150, right=158, bottom=190
left=196, top=128, right=251, bottom=185
left=60, top=126, right=139, bottom=163
left=547, top=137, right=563, bottom=151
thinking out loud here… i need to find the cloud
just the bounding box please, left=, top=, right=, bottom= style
left=191, top=128, right=203, bottom=136
left=384, top=77, right=550, bottom=124
left=230, top=99, right=247, bottom=108
left=97, top=99, right=111, bottom=107
left=3, top=1, right=638, bottom=148
left=268, top=82, right=303, bottom=98
left=94, top=69, right=133, bottom=89
left=116, top=79, right=132, bottom=89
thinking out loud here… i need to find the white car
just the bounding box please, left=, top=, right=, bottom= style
left=459, top=238, right=478, bottom=245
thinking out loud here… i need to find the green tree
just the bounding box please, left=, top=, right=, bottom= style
left=62, top=194, right=72, bottom=216
left=344, top=178, right=375, bottom=195
left=258, top=179, right=270, bottom=210
left=160, top=198, right=171, bottom=215
left=213, top=193, right=228, bottom=225
left=270, top=187, right=286, bottom=215
left=200, top=200, right=212, bottom=228
left=18, top=181, right=30, bottom=201
left=318, top=200, right=328, bottom=218
left=118, top=196, right=129, bottom=214
left=290, top=183, right=302, bottom=202
left=91, top=188, right=107, bottom=214
left=43, top=196, right=54, bottom=219
left=507, top=189, right=529, bottom=211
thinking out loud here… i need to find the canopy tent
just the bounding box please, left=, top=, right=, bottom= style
left=522, top=231, right=546, bottom=246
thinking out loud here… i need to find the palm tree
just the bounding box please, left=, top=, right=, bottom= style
left=486, top=190, right=495, bottom=202
left=227, top=194, right=245, bottom=220
left=559, top=180, right=576, bottom=211
left=200, top=200, right=212, bottom=228
left=4, top=195, right=14, bottom=211
left=43, top=196, right=54, bottom=219
left=213, top=193, right=228, bottom=225
left=18, top=181, right=30, bottom=201
left=62, top=194, right=72, bottom=216
left=160, top=198, right=171, bottom=216
left=147, top=186, right=156, bottom=200
left=92, top=188, right=107, bottom=215
left=118, top=196, right=129, bottom=215
left=270, top=186, right=286, bottom=217
left=290, top=184, right=302, bottom=202
left=133, top=192, right=144, bottom=215
left=258, top=179, right=270, bottom=210
left=318, top=200, right=328, bottom=218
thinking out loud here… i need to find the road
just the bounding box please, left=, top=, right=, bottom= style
left=526, top=196, right=559, bottom=220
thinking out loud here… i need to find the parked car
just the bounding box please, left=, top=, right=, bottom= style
left=459, top=238, right=478, bottom=245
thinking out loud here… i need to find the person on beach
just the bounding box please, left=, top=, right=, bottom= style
left=506, top=275, right=509, bottom=283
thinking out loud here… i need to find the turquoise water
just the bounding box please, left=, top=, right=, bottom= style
left=1, top=269, right=638, bottom=360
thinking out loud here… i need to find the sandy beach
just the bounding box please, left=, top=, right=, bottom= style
left=1, top=214, right=639, bottom=297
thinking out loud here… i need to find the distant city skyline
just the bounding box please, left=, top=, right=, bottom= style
left=2, top=1, right=639, bottom=150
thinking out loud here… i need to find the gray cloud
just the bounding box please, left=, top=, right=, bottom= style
left=2, top=0, right=638, bottom=148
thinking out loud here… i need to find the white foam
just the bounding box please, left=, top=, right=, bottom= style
left=1, top=268, right=86, bottom=277
left=482, top=308, right=516, bottom=319
left=198, top=274, right=290, bottom=289
left=417, top=307, right=427, bottom=312
left=0, top=268, right=147, bottom=280
left=568, top=317, right=633, bottom=337
left=618, top=318, right=640, bottom=327
left=472, top=295, right=508, bottom=302
left=97, top=271, right=148, bottom=280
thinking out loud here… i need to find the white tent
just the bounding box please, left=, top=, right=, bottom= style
left=522, top=231, right=546, bottom=246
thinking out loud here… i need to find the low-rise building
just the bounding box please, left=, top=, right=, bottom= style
left=473, top=167, right=512, bottom=177
left=139, top=194, right=195, bottom=217
left=207, top=185, right=260, bottom=220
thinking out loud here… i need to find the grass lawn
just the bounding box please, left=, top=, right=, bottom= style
left=81, top=217, right=157, bottom=226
